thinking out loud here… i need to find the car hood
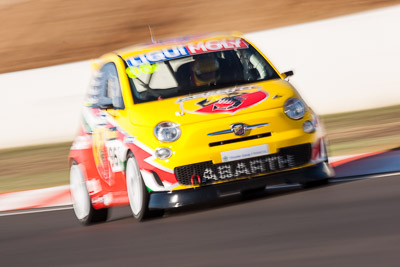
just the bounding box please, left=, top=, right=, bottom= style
left=128, top=79, right=301, bottom=127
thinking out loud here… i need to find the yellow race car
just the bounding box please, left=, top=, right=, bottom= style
left=69, top=32, right=334, bottom=225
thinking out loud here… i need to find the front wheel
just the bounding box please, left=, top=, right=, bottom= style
left=126, top=153, right=150, bottom=221
left=70, top=161, right=108, bottom=225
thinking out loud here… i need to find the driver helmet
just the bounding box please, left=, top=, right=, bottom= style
left=192, top=54, right=220, bottom=85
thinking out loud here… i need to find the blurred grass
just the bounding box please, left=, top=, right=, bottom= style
left=322, top=104, right=400, bottom=156
left=0, top=105, right=399, bottom=193
left=0, top=170, right=69, bottom=193
left=0, top=142, right=71, bottom=193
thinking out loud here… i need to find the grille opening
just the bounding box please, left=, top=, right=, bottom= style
left=209, top=132, right=271, bottom=147
left=174, top=143, right=311, bottom=186
left=151, top=171, right=164, bottom=187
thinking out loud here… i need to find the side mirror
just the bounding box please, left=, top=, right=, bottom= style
left=281, top=70, right=294, bottom=79
left=98, top=97, right=114, bottom=109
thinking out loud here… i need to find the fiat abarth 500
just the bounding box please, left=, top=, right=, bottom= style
left=69, top=32, right=334, bottom=225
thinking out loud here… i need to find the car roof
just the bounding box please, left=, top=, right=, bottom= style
left=113, top=31, right=244, bottom=60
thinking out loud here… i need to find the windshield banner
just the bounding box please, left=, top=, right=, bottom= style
left=126, top=38, right=248, bottom=67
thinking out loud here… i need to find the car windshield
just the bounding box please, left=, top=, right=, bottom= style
left=125, top=40, right=280, bottom=104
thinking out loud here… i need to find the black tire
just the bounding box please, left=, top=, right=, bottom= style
left=126, top=153, right=151, bottom=221
left=70, top=161, right=109, bottom=225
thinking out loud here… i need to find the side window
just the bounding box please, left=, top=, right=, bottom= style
left=98, top=62, right=125, bottom=109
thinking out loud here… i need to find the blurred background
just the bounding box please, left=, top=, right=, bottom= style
left=1, top=0, right=399, bottom=193
left=1, top=0, right=399, bottom=73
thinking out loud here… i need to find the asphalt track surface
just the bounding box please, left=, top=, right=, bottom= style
left=1, top=151, right=399, bottom=266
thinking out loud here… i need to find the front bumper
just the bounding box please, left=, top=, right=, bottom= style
left=148, top=161, right=334, bottom=209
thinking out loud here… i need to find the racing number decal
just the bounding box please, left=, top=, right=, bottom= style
left=92, top=128, right=112, bottom=182
left=106, top=139, right=124, bottom=173
left=92, top=128, right=125, bottom=185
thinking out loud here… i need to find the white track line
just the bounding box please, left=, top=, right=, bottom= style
left=3, top=172, right=400, bottom=217
left=0, top=205, right=73, bottom=217
left=331, top=171, right=400, bottom=183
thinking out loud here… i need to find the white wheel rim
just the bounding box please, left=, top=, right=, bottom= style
left=70, top=164, right=90, bottom=220
left=126, top=157, right=143, bottom=216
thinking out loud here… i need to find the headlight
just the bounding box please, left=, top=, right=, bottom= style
left=284, top=98, right=306, bottom=120
left=302, top=120, right=315, bottom=133
left=154, top=121, right=181, bottom=142
left=155, top=147, right=173, bottom=159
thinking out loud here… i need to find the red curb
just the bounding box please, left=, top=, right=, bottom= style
left=0, top=186, right=71, bottom=212
left=330, top=150, right=388, bottom=167
left=21, top=189, right=71, bottom=210
left=0, top=150, right=392, bottom=212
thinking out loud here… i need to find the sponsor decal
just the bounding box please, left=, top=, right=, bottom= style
left=71, top=135, right=91, bottom=150
left=92, top=128, right=113, bottom=182
left=127, top=47, right=189, bottom=67
left=196, top=95, right=244, bottom=112
left=186, top=39, right=248, bottom=55
left=124, top=136, right=136, bottom=143
left=176, top=86, right=268, bottom=115
left=126, top=63, right=159, bottom=79
left=221, top=144, right=269, bottom=162
left=86, top=179, right=102, bottom=195
left=126, top=38, right=248, bottom=67
left=200, top=154, right=296, bottom=183
left=176, top=86, right=257, bottom=103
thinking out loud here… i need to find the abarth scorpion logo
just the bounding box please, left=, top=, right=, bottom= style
left=176, top=86, right=268, bottom=115
left=231, top=123, right=246, bottom=136
left=197, top=94, right=244, bottom=111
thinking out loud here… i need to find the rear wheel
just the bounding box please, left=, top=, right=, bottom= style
left=126, top=153, right=151, bottom=221
left=70, top=161, right=108, bottom=225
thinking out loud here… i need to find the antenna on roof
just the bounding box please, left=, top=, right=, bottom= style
left=148, top=25, right=156, bottom=44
